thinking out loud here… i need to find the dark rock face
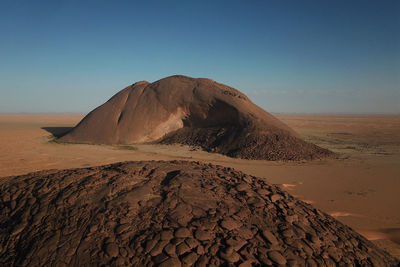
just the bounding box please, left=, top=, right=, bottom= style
left=1, top=161, right=397, bottom=266
left=60, top=75, right=332, bottom=160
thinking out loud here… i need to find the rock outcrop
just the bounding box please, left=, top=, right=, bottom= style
left=0, top=161, right=397, bottom=266
left=60, top=75, right=332, bottom=160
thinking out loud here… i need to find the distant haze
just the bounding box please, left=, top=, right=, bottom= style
left=0, top=1, right=399, bottom=114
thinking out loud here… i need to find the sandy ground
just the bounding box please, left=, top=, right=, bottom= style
left=0, top=113, right=399, bottom=258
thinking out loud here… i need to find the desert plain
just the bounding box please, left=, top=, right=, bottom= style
left=0, top=113, right=399, bottom=260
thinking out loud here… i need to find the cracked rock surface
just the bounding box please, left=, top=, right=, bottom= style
left=0, top=160, right=398, bottom=266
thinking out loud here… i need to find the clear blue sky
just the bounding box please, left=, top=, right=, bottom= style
left=1, top=0, right=399, bottom=113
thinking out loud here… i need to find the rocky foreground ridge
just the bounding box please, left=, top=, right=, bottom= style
left=0, top=161, right=397, bottom=266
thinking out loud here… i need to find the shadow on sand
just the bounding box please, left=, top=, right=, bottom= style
left=41, top=127, right=73, bottom=138
left=381, top=228, right=400, bottom=246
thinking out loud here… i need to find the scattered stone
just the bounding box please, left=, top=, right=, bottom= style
left=160, top=230, right=174, bottom=241
left=115, top=224, right=130, bottom=235
left=236, top=183, right=250, bottom=192
left=195, top=229, right=214, bottom=241
left=153, top=252, right=169, bottom=264
left=119, top=247, right=128, bottom=257
left=239, top=260, right=253, bottom=267
left=176, top=242, right=191, bottom=255
left=209, top=243, right=220, bottom=256
left=145, top=239, right=158, bottom=253
left=195, top=255, right=209, bottom=267
left=270, top=194, right=282, bottom=202
left=282, top=229, right=294, bottom=238
left=158, top=257, right=181, bottom=267
left=219, top=246, right=240, bottom=263
left=182, top=252, right=198, bottom=265
left=89, top=225, right=98, bottom=233
left=262, top=230, right=279, bottom=245
left=150, top=240, right=169, bottom=256
left=268, top=250, right=287, bottom=265
left=237, top=227, right=254, bottom=240
left=174, top=228, right=191, bottom=238
left=163, top=243, right=176, bottom=257
left=285, top=214, right=298, bottom=224
left=257, top=188, right=270, bottom=196
left=306, top=258, right=318, bottom=267
left=287, top=259, right=298, bottom=267
left=257, top=254, right=273, bottom=265
left=220, top=217, right=241, bottom=230
left=105, top=243, right=119, bottom=258
left=171, top=238, right=184, bottom=245
left=196, top=245, right=205, bottom=255
left=226, top=236, right=247, bottom=251
left=185, top=238, right=198, bottom=249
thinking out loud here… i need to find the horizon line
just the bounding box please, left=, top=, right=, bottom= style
left=0, top=112, right=399, bottom=116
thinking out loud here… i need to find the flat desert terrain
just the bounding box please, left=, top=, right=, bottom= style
left=0, top=113, right=399, bottom=258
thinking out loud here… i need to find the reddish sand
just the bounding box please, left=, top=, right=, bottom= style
left=0, top=113, right=399, bottom=259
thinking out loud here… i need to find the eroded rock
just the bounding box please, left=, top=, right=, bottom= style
left=0, top=161, right=397, bottom=266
